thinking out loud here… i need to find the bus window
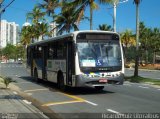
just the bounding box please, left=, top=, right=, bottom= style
left=33, top=46, right=42, bottom=59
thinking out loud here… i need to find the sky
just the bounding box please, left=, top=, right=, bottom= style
left=1, top=0, right=160, bottom=33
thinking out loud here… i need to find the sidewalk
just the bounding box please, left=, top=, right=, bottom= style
left=0, top=83, right=49, bottom=119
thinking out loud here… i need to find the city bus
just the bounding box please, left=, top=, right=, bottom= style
left=27, top=30, right=124, bottom=91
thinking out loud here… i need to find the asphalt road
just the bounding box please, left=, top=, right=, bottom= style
left=0, top=63, right=160, bottom=119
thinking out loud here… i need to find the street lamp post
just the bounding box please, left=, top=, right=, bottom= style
left=0, top=0, right=4, bottom=59
left=113, top=2, right=116, bottom=32
left=112, top=0, right=128, bottom=32
left=0, top=0, right=5, bottom=48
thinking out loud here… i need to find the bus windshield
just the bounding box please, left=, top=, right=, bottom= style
left=77, top=40, right=122, bottom=68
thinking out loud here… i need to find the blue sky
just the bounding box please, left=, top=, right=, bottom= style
left=1, top=0, right=160, bottom=33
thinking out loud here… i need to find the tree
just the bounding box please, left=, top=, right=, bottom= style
left=149, top=28, right=160, bottom=64
left=21, top=25, right=36, bottom=45
left=121, top=29, right=135, bottom=63
left=121, top=29, right=135, bottom=47
left=38, top=0, right=59, bottom=16
left=2, top=44, right=16, bottom=60
left=98, top=24, right=113, bottom=31
left=67, top=0, right=111, bottom=30
left=15, top=45, right=25, bottom=60
left=37, top=22, right=51, bottom=40
left=140, top=25, right=152, bottom=64
left=26, top=6, right=48, bottom=41
left=134, top=0, right=141, bottom=77
left=54, top=4, right=80, bottom=35
left=27, top=6, right=45, bottom=25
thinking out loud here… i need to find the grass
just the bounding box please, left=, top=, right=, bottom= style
left=125, top=76, right=160, bottom=86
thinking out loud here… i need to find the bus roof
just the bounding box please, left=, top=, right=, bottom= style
left=27, top=30, right=118, bottom=47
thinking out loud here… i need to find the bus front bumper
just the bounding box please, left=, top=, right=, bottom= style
left=75, top=74, right=124, bottom=87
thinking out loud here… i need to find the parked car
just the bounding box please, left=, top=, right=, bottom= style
left=17, top=58, right=23, bottom=64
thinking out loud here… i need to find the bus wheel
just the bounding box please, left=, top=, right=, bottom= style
left=95, top=86, right=104, bottom=91
left=34, top=69, right=39, bottom=83
left=58, top=73, right=66, bottom=91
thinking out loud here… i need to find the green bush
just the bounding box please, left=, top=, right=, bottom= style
left=0, top=76, right=16, bottom=88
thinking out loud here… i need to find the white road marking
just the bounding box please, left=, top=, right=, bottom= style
left=17, top=82, right=32, bottom=84
left=84, top=100, right=98, bottom=106
left=157, top=89, right=160, bottom=91
left=15, top=75, right=21, bottom=78
left=13, top=91, right=18, bottom=95
left=107, top=109, right=120, bottom=114
left=22, top=100, right=32, bottom=104
left=138, top=86, right=149, bottom=89
left=107, top=109, right=124, bottom=116
left=24, top=88, right=49, bottom=93
left=123, top=84, right=132, bottom=86
left=27, top=93, right=32, bottom=96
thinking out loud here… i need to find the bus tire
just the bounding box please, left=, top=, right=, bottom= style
left=58, top=72, right=66, bottom=91
left=95, top=86, right=104, bottom=91
left=34, top=69, right=39, bottom=83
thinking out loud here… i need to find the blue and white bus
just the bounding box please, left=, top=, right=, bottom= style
left=27, top=30, right=124, bottom=91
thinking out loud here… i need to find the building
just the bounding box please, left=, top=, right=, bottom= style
left=0, top=20, right=20, bottom=48
left=49, top=22, right=57, bottom=37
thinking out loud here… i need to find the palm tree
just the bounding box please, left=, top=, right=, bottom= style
left=98, top=24, right=113, bottom=31
left=27, top=6, right=45, bottom=25
left=67, top=0, right=111, bottom=30
left=37, top=22, right=51, bottom=40
left=21, top=26, right=32, bottom=47
left=121, top=29, right=135, bottom=47
left=21, top=25, right=38, bottom=46
left=150, top=28, right=160, bottom=65
left=134, top=0, right=141, bottom=77
left=26, top=6, right=50, bottom=41
left=38, top=0, right=59, bottom=16
left=121, top=29, right=135, bottom=63
left=54, top=5, right=82, bottom=35
left=140, top=26, right=152, bottom=64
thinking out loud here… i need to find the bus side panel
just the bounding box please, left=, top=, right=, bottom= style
left=66, top=41, right=75, bottom=86
left=42, top=46, right=47, bottom=80
left=46, top=60, right=66, bottom=83
left=33, top=59, right=43, bottom=79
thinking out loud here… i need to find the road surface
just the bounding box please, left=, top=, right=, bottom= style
left=0, top=63, right=160, bottom=119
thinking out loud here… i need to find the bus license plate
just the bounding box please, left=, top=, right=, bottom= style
left=99, top=79, right=108, bottom=83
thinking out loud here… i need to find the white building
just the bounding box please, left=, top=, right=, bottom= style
left=49, top=22, right=57, bottom=37
left=0, top=20, right=20, bottom=48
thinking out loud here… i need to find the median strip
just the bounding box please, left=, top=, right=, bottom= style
left=125, top=76, right=160, bottom=86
